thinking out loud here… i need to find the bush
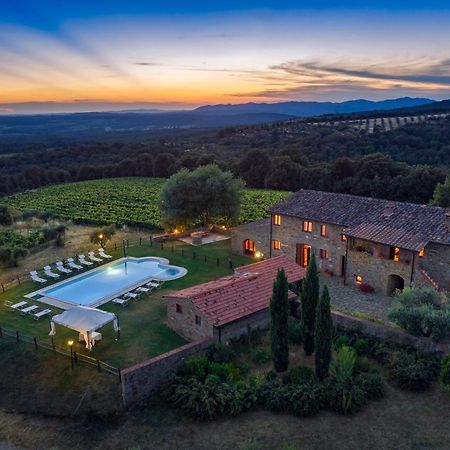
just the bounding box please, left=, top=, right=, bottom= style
left=89, top=226, right=115, bottom=246
left=328, top=380, right=367, bottom=415
left=250, top=347, right=270, bottom=365
left=209, top=362, right=242, bottom=383
left=439, top=354, right=450, bottom=391
left=391, top=352, right=437, bottom=391
left=334, top=335, right=350, bottom=350
left=206, top=343, right=233, bottom=363
left=259, top=379, right=289, bottom=412
left=282, top=365, right=317, bottom=386
left=265, top=371, right=277, bottom=381
left=353, top=338, right=369, bottom=356
left=285, top=384, right=323, bottom=417
left=330, top=346, right=356, bottom=384
left=0, top=206, right=12, bottom=226
left=356, top=372, right=385, bottom=400
left=288, top=316, right=303, bottom=345
left=177, top=356, right=210, bottom=381
left=359, top=283, right=374, bottom=293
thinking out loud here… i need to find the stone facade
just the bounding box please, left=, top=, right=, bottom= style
left=121, top=337, right=213, bottom=407
left=420, top=243, right=450, bottom=291
left=167, top=296, right=214, bottom=341
left=231, top=218, right=271, bottom=258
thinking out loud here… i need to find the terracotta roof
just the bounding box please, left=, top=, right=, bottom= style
left=168, top=255, right=305, bottom=327
left=269, top=189, right=449, bottom=251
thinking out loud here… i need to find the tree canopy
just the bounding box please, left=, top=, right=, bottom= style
left=160, top=164, right=244, bottom=229
left=431, top=177, right=450, bottom=207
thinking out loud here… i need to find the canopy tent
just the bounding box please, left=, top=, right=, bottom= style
left=49, top=306, right=120, bottom=350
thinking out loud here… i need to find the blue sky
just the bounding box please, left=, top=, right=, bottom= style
left=1, top=1, right=450, bottom=113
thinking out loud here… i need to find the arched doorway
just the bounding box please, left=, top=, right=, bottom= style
left=243, top=239, right=256, bottom=256
left=387, top=274, right=404, bottom=295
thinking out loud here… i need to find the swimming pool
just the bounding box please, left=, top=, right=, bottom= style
left=26, top=257, right=187, bottom=309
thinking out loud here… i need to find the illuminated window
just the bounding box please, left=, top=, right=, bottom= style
left=195, top=315, right=202, bottom=326
left=355, top=275, right=363, bottom=284
left=303, top=221, right=313, bottom=233
left=273, top=239, right=281, bottom=250
left=419, top=247, right=425, bottom=257
left=320, top=249, right=328, bottom=259
left=320, top=224, right=327, bottom=237
left=273, top=214, right=281, bottom=226
left=341, top=234, right=347, bottom=241
left=176, top=303, right=182, bottom=314
left=393, top=247, right=400, bottom=262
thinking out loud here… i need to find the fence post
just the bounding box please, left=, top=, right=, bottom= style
left=33, top=337, right=38, bottom=351
left=217, top=257, right=220, bottom=266
left=17, top=275, right=21, bottom=285
left=150, top=235, right=153, bottom=247
left=193, top=251, right=196, bottom=260
left=1, top=283, right=4, bottom=293
left=16, top=331, right=19, bottom=343
left=74, top=351, right=78, bottom=365
left=160, top=243, right=164, bottom=250
left=204, top=255, right=207, bottom=263
left=97, top=359, right=101, bottom=372
left=181, top=249, right=184, bottom=257
left=118, top=368, right=122, bottom=383
left=114, top=242, right=117, bottom=251
left=229, top=259, right=233, bottom=270
left=139, top=237, right=142, bottom=246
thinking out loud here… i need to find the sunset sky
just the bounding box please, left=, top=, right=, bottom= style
left=2, top=1, right=450, bottom=114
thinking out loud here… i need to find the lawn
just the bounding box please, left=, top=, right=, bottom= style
left=0, top=239, right=252, bottom=369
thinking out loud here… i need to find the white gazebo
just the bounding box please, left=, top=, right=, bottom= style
left=49, top=306, right=120, bottom=350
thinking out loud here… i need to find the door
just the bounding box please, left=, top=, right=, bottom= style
left=340, top=255, right=346, bottom=277
left=296, top=244, right=311, bottom=267
left=243, top=239, right=255, bottom=256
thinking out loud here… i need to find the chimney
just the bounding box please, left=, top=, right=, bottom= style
left=383, top=203, right=395, bottom=219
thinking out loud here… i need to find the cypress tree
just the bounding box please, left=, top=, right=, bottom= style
left=301, top=254, right=319, bottom=356
left=315, top=285, right=332, bottom=380
left=270, top=268, right=289, bottom=372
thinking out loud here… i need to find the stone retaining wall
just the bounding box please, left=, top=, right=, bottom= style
left=121, top=337, right=214, bottom=407
left=332, top=310, right=448, bottom=355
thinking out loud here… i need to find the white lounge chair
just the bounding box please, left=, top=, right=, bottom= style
left=98, top=248, right=112, bottom=259
left=88, top=251, right=103, bottom=263
left=66, top=257, right=83, bottom=270
left=30, top=271, right=47, bottom=283
left=124, top=292, right=138, bottom=299
left=43, top=265, right=60, bottom=278
left=20, top=305, right=39, bottom=315
left=78, top=254, right=93, bottom=266
left=31, top=309, right=52, bottom=320
left=6, top=300, right=27, bottom=310
left=55, top=261, right=72, bottom=274
left=146, top=281, right=162, bottom=289
left=112, top=297, right=129, bottom=307
left=135, top=286, right=150, bottom=294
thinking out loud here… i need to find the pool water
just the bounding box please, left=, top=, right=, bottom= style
left=29, top=257, right=187, bottom=308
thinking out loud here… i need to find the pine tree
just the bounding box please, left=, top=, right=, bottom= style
left=270, top=268, right=289, bottom=372
left=315, top=285, right=332, bottom=380
left=301, top=254, right=319, bottom=356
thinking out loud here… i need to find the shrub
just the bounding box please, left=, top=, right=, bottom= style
left=282, top=365, right=317, bottom=386
left=288, top=316, right=303, bottom=345
left=250, top=347, right=270, bottom=365
left=0, top=206, right=12, bottom=226
left=439, top=354, right=450, bottom=391
left=209, top=362, right=242, bottom=383
left=259, top=379, right=289, bottom=412
left=359, top=283, right=374, bottom=293
left=354, top=356, right=377, bottom=374
left=286, top=384, right=322, bottom=417
left=206, top=343, right=233, bottom=363
left=330, top=346, right=357, bottom=384
left=334, top=335, right=350, bottom=350
left=356, top=372, right=385, bottom=400
left=177, top=356, right=209, bottom=381
left=328, top=380, right=367, bottom=415
left=265, top=370, right=277, bottom=381
left=353, top=338, right=369, bottom=356
left=391, top=352, right=437, bottom=391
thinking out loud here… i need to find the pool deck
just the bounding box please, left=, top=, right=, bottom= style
left=24, top=256, right=187, bottom=310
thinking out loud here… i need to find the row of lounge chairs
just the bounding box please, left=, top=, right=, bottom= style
left=30, top=248, right=112, bottom=284
left=112, top=280, right=164, bottom=307
left=5, top=300, right=51, bottom=320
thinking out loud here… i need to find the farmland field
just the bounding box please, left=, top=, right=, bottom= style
left=4, top=178, right=290, bottom=229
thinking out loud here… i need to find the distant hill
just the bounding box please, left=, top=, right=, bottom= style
left=194, top=97, right=435, bottom=117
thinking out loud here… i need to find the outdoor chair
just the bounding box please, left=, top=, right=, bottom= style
left=6, top=300, right=27, bottom=310
left=98, top=248, right=112, bottom=259
left=55, top=261, right=72, bottom=274
left=112, top=297, right=129, bottom=307
left=78, top=254, right=93, bottom=266
left=88, top=251, right=103, bottom=263
left=30, top=271, right=47, bottom=283
left=20, top=305, right=39, bottom=316
left=43, top=265, right=60, bottom=278
left=66, top=257, right=83, bottom=270
left=124, top=292, right=138, bottom=299
left=31, top=309, right=52, bottom=320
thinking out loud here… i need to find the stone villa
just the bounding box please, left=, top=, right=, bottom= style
left=232, top=190, right=450, bottom=295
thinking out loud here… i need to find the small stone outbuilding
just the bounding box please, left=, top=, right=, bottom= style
left=166, top=255, right=305, bottom=343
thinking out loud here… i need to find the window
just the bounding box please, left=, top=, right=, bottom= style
left=273, top=239, right=281, bottom=250
left=302, top=221, right=313, bottom=232
left=273, top=214, right=281, bottom=226
left=390, top=246, right=400, bottom=262
left=320, top=249, right=328, bottom=259
left=176, top=303, right=182, bottom=314
left=195, top=315, right=202, bottom=326
left=320, top=224, right=327, bottom=237
left=341, top=234, right=347, bottom=241
left=419, top=247, right=425, bottom=258
left=355, top=275, right=363, bottom=284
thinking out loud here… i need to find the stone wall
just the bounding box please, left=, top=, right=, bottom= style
left=121, top=338, right=214, bottom=407
left=271, top=214, right=347, bottom=275
left=166, top=296, right=214, bottom=341
left=215, top=308, right=271, bottom=343
left=420, top=242, right=450, bottom=291
left=231, top=218, right=271, bottom=257
left=332, top=310, right=447, bottom=355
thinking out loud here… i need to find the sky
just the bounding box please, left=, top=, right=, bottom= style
left=1, top=1, right=450, bottom=114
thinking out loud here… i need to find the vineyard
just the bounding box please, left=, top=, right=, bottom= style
left=4, top=178, right=290, bottom=229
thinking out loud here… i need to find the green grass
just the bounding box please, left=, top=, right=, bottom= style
left=5, top=177, right=291, bottom=228
left=0, top=240, right=252, bottom=368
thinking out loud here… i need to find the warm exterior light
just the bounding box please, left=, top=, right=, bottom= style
left=255, top=251, right=262, bottom=258
left=67, top=340, right=74, bottom=347
left=173, top=228, right=179, bottom=234
left=98, top=234, right=104, bottom=240
left=221, top=225, right=227, bottom=230
left=355, top=275, right=363, bottom=284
